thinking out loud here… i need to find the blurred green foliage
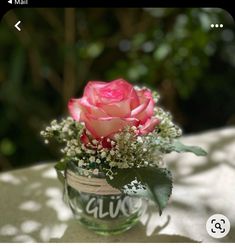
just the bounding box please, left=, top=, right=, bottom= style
left=0, top=8, right=235, bottom=171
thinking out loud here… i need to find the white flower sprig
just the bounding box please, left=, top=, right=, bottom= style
left=41, top=104, right=182, bottom=178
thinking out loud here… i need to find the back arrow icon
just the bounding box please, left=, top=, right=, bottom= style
left=15, top=21, right=21, bottom=31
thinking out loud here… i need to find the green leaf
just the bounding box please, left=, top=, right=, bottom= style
left=172, top=140, right=207, bottom=156
left=54, top=161, right=66, bottom=186
left=56, top=169, right=65, bottom=186
left=107, top=167, right=173, bottom=215
left=54, top=160, right=66, bottom=171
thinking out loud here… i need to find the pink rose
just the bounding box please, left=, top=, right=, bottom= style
left=68, top=78, right=159, bottom=139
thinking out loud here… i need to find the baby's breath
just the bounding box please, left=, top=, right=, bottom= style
left=40, top=91, right=183, bottom=179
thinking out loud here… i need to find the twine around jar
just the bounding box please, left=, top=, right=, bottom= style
left=66, top=169, right=121, bottom=195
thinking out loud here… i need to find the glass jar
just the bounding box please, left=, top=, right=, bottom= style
left=63, top=162, right=143, bottom=235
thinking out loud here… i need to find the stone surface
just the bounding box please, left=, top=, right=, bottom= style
left=0, top=127, right=235, bottom=243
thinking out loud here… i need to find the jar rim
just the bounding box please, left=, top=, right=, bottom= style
left=65, top=161, right=121, bottom=195
left=66, top=160, right=106, bottom=179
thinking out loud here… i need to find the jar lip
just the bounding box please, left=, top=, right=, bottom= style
left=66, top=160, right=106, bottom=178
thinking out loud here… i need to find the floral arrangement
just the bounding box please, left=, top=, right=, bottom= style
left=41, top=79, right=207, bottom=214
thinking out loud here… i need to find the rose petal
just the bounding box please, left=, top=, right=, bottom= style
left=106, top=79, right=133, bottom=98
left=99, top=98, right=131, bottom=118
left=131, top=89, right=155, bottom=124
left=137, top=88, right=153, bottom=103
left=98, top=78, right=134, bottom=104
left=129, top=88, right=140, bottom=109
left=80, top=132, right=90, bottom=145
left=68, top=99, right=81, bottom=121
left=79, top=97, right=109, bottom=118
left=82, top=114, right=139, bottom=138
left=84, top=81, right=107, bottom=104
left=68, top=97, right=109, bottom=122
left=139, top=117, right=160, bottom=135
left=101, top=138, right=112, bottom=149
left=84, top=78, right=135, bottom=104
left=69, top=80, right=158, bottom=139
left=131, top=98, right=150, bottom=117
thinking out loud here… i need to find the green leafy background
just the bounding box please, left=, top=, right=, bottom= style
left=0, top=8, right=235, bottom=171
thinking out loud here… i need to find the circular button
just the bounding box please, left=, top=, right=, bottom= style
left=206, top=214, right=230, bottom=239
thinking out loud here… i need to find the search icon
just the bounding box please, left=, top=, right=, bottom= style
left=206, top=214, right=230, bottom=239
left=215, top=223, right=222, bottom=230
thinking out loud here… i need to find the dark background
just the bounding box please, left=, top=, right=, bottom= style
left=0, top=8, right=235, bottom=171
